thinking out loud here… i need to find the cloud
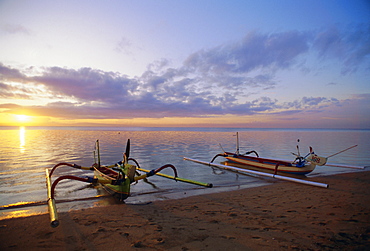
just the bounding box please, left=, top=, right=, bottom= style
left=311, top=94, right=370, bottom=128
left=0, top=23, right=31, bottom=35
left=183, top=30, right=310, bottom=75
left=0, top=60, right=346, bottom=120
left=0, top=65, right=46, bottom=99
left=0, top=82, right=35, bottom=99
left=313, top=24, right=370, bottom=74
left=0, top=62, right=361, bottom=120
left=0, top=103, right=22, bottom=109
left=31, top=67, right=135, bottom=103
left=182, top=25, right=369, bottom=78
left=0, top=63, right=26, bottom=81
left=327, top=82, right=338, bottom=86
left=283, top=97, right=339, bottom=110
left=115, top=36, right=133, bottom=55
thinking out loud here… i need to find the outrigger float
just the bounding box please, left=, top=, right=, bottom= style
left=184, top=133, right=360, bottom=189
left=46, top=139, right=212, bottom=227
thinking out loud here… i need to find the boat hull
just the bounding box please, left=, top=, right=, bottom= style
left=224, top=152, right=315, bottom=175
left=93, top=166, right=131, bottom=201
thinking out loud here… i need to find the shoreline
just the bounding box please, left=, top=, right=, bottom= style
left=1, top=170, right=369, bottom=250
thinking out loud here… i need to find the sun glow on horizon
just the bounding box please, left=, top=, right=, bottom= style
left=15, top=114, right=32, bottom=123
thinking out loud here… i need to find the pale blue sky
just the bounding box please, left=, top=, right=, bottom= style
left=0, top=0, right=369, bottom=128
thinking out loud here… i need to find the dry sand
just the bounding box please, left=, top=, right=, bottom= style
left=1, top=170, right=369, bottom=250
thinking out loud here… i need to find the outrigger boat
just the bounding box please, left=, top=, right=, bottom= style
left=46, top=139, right=212, bottom=227
left=184, top=133, right=359, bottom=188
left=209, top=133, right=327, bottom=175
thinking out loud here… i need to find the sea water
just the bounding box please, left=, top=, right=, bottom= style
left=0, top=127, right=369, bottom=219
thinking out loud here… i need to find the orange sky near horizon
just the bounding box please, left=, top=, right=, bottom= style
left=2, top=103, right=367, bottom=129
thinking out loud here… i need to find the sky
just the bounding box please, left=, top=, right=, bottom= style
left=0, top=0, right=369, bottom=129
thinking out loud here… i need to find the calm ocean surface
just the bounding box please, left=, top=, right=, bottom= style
left=1, top=127, right=369, bottom=220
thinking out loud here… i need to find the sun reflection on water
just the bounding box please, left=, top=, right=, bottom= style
left=19, top=126, right=26, bottom=153
left=0, top=209, right=46, bottom=220
left=3, top=209, right=31, bottom=219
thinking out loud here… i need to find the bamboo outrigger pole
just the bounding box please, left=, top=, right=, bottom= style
left=136, top=167, right=213, bottom=187
left=45, top=169, right=59, bottom=228
left=183, top=157, right=328, bottom=188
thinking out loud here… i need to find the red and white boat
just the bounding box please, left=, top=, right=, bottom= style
left=218, top=151, right=317, bottom=175
left=184, top=133, right=359, bottom=188
left=210, top=133, right=327, bottom=175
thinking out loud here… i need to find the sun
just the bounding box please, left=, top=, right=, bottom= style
left=15, top=114, right=31, bottom=123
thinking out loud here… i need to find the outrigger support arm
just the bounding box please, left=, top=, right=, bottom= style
left=210, top=150, right=260, bottom=163
left=50, top=176, right=97, bottom=199
left=134, top=163, right=178, bottom=182
left=49, top=162, right=94, bottom=177
left=245, top=150, right=259, bottom=157
left=210, top=154, right=227, bottom=163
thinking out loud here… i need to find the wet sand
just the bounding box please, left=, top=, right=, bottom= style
left=1, top=170, right=369, bottom=250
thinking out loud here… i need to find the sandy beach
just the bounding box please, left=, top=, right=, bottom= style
left=1, top=170, right=369, bottom=250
